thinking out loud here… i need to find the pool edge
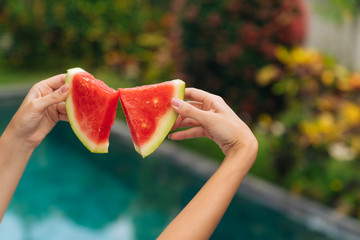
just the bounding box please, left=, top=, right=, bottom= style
left=110, top=120, right=360, bottom=240
left=3, top=85, right=360, bottom=240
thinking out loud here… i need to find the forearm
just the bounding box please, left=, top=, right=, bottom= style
left=157, top=143, right=258, bottom=240
left=0, top=126, right=34, bottom=222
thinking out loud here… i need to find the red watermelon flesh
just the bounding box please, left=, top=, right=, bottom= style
left=65, top=68, right=119, bottom=153
left=119, top=80, right=185, bottom=158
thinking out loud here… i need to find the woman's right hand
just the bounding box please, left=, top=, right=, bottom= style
left=169, top=88, right=257, bottom=156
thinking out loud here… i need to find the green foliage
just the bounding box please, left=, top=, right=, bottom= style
left=0, top=68, right=62, bottom=88
left=255, top=46, right=360, bottom=218
left=172, top=0, right=307, bottom=120
left=0, top=0, right=173, bottom=84
left=314, top=0, right=360, bottom=22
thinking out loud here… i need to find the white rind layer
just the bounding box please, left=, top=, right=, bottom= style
left=136, top=79, right=185, bottom=158
left=65, top=67, right=109, bottom=153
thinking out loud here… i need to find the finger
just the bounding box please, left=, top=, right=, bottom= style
left=185, top=88, right=227, bottom=112
left=168, top=127, right=206, bottom=140
left=171, top=101, right=202, bottom=131
left=174, top=118, right=201, bottom=129
left=36, top=84, right=70, bottom=111
left=171, top=115, right=183, bottom=131
left=171, top=98, right=209, bottom=123
left=59, top=113, right=69, bottom=122
left=40, top=74, right=66, bottom=90
left=187, top=101, right=203, bottom=110
left=56, top=102, right=67, bottom=114
left=185, top=88, right=212, bottom=102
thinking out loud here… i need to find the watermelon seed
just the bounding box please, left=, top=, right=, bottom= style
left=153, top=98, right=159, bottom=108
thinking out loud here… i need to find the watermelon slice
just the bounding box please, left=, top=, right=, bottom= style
left=65, top=68, right=119, bottom=153
left=118, top=80, right=185, bottom=158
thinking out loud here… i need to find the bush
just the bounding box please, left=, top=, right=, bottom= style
left=0, top=0, right=173, bottom=84
left=315, top=0, right=360, bottom=22
left=254, top=46, right=360, bottom=218
left=171, top=0, right=307, bottom=121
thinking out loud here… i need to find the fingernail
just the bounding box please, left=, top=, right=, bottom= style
left=61, top=83, right=69, bottom=93
left=171, top=98, right=183, bottom=108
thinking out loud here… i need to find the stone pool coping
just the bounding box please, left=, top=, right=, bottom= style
left=2, top=85, right=360, bottom=240
left=153, top=138, right=360, bottom=240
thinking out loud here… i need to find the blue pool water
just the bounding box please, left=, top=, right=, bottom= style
left=0, top=97, right=335, bottom=240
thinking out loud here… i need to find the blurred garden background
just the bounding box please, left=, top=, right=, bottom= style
left=1, top=0, right=360, bottom=222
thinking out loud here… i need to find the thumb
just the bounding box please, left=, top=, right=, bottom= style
left=171, top=98, right=208, bottom=123
left=37, top=84, right=70, bottom=111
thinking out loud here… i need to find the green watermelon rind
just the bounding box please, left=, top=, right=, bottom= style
left=134, top=79, right=185, bottom=158
left=65, top=67, right=109, bottom=153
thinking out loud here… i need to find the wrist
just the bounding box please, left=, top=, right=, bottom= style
left=1, top=124, right=35, bottom=155
left=224, top=135, right=258, bottom=171
left=227, top=134, right=258, bottom=157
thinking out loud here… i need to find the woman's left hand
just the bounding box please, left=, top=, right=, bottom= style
left=6, top=74, right=70, bottom=149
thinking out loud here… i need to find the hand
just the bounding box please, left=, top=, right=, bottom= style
left=159, top=88, right=257, bottom=239
left=6, top=74, right=70, bottom=149
left=169, top=88, right=257, bottom=155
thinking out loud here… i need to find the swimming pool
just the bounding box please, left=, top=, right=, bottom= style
left=0, top=92, right=353, bottom=240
